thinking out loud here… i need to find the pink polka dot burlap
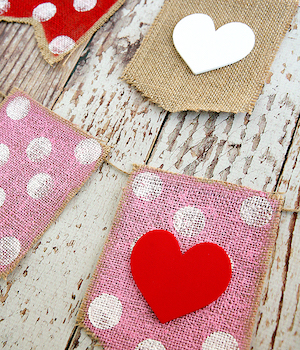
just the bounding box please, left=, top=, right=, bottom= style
left=78, top=165, right=283, bottom=350
left=0, top=89, right=108, bottom=278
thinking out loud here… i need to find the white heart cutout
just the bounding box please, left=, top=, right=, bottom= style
left=173, top=14, right=255, bottom=74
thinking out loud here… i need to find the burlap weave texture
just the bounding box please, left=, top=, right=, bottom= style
left=78, top=165, right=283, bottom=350
left=122, top=0, right=298, bottom=113
left=0, top=89, right=109, bottom=278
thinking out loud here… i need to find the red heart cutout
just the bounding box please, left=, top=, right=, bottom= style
left=131, top=230, right=232, bottom=323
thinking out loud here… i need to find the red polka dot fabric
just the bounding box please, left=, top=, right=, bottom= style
left=0, top=0, right=125, bottom=63
left=0, top=89, right=109, bottom=278
left=78, top=165, right=283, bottom=350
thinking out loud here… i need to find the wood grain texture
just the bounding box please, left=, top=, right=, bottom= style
left=271, top=118, right=300, bottom=350
left=0, top=1, right=299, bottom=349
left=0, top=21, right=86, bottom=108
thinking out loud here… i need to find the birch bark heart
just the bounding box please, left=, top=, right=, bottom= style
left=173, top=14, right=255, bottom=74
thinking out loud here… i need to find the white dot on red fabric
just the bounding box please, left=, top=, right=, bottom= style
left=74, top=139, right=102, bottom=164
left=26, top=137, right=52, bottom=162
left=132, top=172, right=163, bottom=201
left=88, top=293, right=122, bottom=329
left=49, top=36, right=75, bottom=55
left=173, top=206, right=205, bottom=237
left=73, top=0, right=97, bottom=12
left=6, top=96, right=30, bottom=120
left=0, top=0, right=10, bottom=14
left=202, top=332, right=239, bottom=350
left=27, top=173, right=54, bottom=199
left=240, top=196, right=273, bottom=227
left=135, top=339, right=166, bottom=350
left=0, top=187, right=5, bottom=207
left=0, top=236, right=21, bottom=265
left=32, top=2, right=57, bottom=22
left=0, top=144, right=10, bottom=166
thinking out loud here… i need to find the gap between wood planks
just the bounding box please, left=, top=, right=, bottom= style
left=267, top=112, right=300, bottom=349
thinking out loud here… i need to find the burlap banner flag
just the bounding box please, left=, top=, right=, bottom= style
left=122, top=0, right=298, bottom=113
left=0, top=89, right=109, bottom=278
left=78, top=165, right=283, bottom=350
left=0, top=0, right=125, bottom=64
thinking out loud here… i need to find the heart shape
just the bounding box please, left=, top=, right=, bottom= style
left=131, top=230, right=232, bottom=323
left=173, top=14, right=255, bottom=74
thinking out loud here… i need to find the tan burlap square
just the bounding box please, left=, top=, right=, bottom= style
left=122, top=0, right=298, bottom=113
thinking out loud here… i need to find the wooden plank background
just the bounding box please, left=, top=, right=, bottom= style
left=0, top=0, right=299, bottom=349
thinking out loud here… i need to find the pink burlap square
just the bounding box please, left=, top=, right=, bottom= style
left=0, top=89, right=109, bottom=278
left=78, top=165, right=283, bottom=350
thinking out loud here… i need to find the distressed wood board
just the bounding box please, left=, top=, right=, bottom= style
left=0, top=1, right=299, bottom=349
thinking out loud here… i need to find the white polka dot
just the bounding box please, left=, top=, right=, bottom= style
left=0, top=187, right=5, bottom=207
left=228, top=254, right=234, bottom=270
left=132, top=172, right=163, bottom=201
left=202, top=332, right=239, bottom=350
left=73, top=0, right=97, bottom=12
left=0, top=0, right=10, bottom=15
left=32, top=2, right=56, bottom=22
left=6, top=96, right=30, bottom=120
left=240, top=196, right=273, bottom=227
left=173, top=206, right=205, bottom=237
left=88, top=293, right=122, bottom=329
left=0, top=144, right=9, bottom=166
left=27, top=173, right=54, bottom=199
left=135, top=339, right=166, bottom=350
left=26, top=137, right=52, bottom=162
left=49, top=36, right=75, bottom=55
left=74, top=139, right=102, bottom=164
left=130, top=234, right=145, bottom=253
left=0, top=236, right=21, bottom=265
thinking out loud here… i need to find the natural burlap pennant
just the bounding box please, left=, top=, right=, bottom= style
left=0, top=0, right=125, bottom=64
left=122, top=0, right=298, bottom=113
left=78, top=165, right=283, bottom=350
left=0, top=89, right=109, bottom=278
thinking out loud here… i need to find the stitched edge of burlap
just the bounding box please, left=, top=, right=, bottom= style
left=0, top=88, right=110, bottom=279
left=0, top=0, right=125, bottom=65
left=121, top=0, right=299, bottom=113
left=76, top=164, right=283, bottom=349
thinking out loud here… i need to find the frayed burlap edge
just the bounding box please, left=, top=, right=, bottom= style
left=121, top=1, right=299, bottom=114
left=0, top=0, right=125, bottom=65
left=76, top=164, right=283, bottom=349
left=0, top=88, right=110, bottom=279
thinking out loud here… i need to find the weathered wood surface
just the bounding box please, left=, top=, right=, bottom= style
left=0, top=21, right=86, bottom=108
left=0, top=0, right=299, bottom=349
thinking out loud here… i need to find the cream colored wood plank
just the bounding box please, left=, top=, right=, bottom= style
left=268, top=124, right=300, bottom=350
left=0, top=0, right=165, bottom=349
left=0, top=21, right=86, bottom=107
left=251, top=107, right=300, bottom=349
left=52, top=0, right=165, bottom=173
left=249, top=127, right=300, bottom=350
